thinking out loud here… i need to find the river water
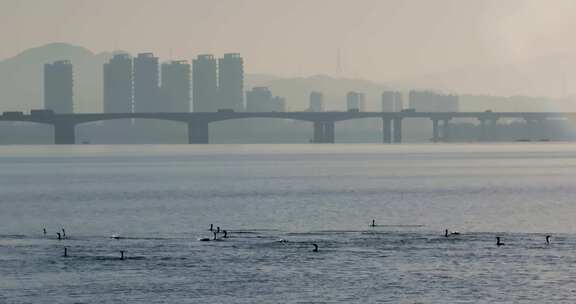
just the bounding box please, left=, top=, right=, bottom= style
left=1, top=143, right=576, bottom=303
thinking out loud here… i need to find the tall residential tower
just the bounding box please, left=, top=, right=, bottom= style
left=192, top=55, right=218, bottom=112
left=381, top=91, right=403, bottom=112
left=133, top=53, right=159, bottom=112
left=103, top=54, right=133, bottom=113
left=161, top=61, right=191, bottom=112
left=218, top=53, right=244, bottom=111
left=44, top=60, right=73, bottom=113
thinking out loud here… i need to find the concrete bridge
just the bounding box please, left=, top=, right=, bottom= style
left=0, top=110, right=573, bottom=144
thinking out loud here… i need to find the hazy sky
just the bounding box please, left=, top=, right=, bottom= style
left=2, top=0, right=576, bottom=83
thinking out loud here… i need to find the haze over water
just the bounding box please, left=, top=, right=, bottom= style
left=2, top=143, right=576, bottom=303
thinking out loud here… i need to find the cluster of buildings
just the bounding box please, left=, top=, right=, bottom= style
left=43, top=52, right=249, bottom=114
left=304, top=90, right=458, bottom=113
left=42, top=55, right=459, bottom=115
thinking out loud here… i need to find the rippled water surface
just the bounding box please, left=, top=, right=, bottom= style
left=2, top=143, right=576, bottom=303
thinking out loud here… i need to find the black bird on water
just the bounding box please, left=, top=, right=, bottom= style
left=496, top=236, right=505, bottom=246
left=56, top=232, right=62, bottom=240
left=312, top=244, right=319, bottom=252
left=546, top=235, right=551, bottom=245
left=63, top=247, right=68, bottom=257
left=43, top=228, right=47, bottom=235
left=199, top=231, right=219, bottom=242
left=370, top=219, right=376, bottom=227
left=62, top=228, right=66, bottom=239
left=209, top=224, right=213, bottom=232
left=444, top=229, right=460, bottom=237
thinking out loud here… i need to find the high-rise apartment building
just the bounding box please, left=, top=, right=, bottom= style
left=346, top=91, right=365, bottom=111
left=192, top=55, right=218, bottom=112
left=44, top=60, right=73, bottom=113
left=133, top=53, right=159, bottom=113
left=161, top=60, right=191, bottom=112
left=381, top=91, right=403, bottom=112
left=218, top=53, right=244, bottom=111
left=103, top=54, right=133, bottom=113
left=246, top=87, right=285, bottom=112
left=309, top=91, right=324, bottom=112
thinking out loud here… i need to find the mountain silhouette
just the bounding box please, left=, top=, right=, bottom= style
left=0, top=43, right=117, bottom=112
left=0, top=43, right=569, bottom=113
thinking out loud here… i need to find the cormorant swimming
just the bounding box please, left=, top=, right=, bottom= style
left=312, top=244, right=319, bottom=252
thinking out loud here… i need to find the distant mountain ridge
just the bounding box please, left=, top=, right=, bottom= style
left=0, top=43, right=116, bottom=112
left=0, top=43, right=572, bottom=113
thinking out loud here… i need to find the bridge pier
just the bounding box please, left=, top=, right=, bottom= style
left=393, top=118, right=402, bottom=143
left=53, top=122, right=76, bottom=144
left=488, top=118, right=498, bottom=141
left=442, top=119, right=451, bottom=142
left=382, top=118, right=392, bottom=143
left=525, top=118, right=545, bottom=141
left=187, top=120, right=209, bottom=144
left=432, top=119, right=440, bottom=142
left=479, top=119, right=487, bottom=141
left=478, top=117, right=499, bottom=142
left=312, top=121, right=335, bottom=143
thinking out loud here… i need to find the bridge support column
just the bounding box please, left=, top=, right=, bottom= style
left=312, top=121, right=335, bottom=143
left=53, top=122, right=76, bottom=144
left=393, top=118, right=402, bottom=143
left=187, top=120, right=209, bottom=144
left=313, top=121, right=323, bottom=143
left=479, top=119, right=487, bottom=141
left=382, top=118, right=392, bottom=143
left=432, top=119, right=440, bottom=142
left=325, top=122, right=335, bottom=143
left=525, top=118, right=545, bottom=141
left=442, top=119, right=451, bottom=142
left=489, top=118, right=498, bottom=141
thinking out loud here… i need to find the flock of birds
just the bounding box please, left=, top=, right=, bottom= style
left=43, top=219, right=553, bottom=259
left=199, top=223, right=320, bottom=252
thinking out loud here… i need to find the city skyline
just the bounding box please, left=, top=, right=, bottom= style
left=44, top=49, right=463, bottom=114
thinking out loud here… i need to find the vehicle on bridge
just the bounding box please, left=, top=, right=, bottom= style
left=2, top=111, right=24, bottom=118
left=30, top=109, right=55, bottom=116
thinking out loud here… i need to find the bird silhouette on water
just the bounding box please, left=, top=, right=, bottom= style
left=199, top=231, right=218, bottom=242
left=444, top=229, right=460, bottom=237
left=312, top=244, right=319, bottom=252
left=546, top=235, right=551, bottom=245
left=496, top=236, right=505, bottom=246
left=370, top=219, right=376, bottom=227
